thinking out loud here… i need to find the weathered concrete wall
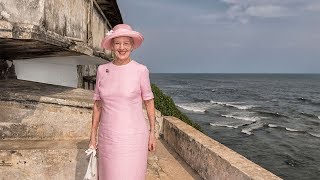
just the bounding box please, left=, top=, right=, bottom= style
left=43, top=0, right=88, bottom=40
left=162, top=116, right=281, bottom=180
left=0, top=0, right=115, bottom=60
left=92, top=5, right=107, bottom=50
left=0, top=79, right=95, bottom=179
left=0, top=0, right=45, bottom=25
left=0, top=80, right=94, bottom=140
left=0, top=0, right=87, bottom=39
left=0, top=100, right=92, bottom=140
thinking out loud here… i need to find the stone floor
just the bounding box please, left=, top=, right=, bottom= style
left=0, top=138, right=202, bottom=180
left=147, top=139, right=202, bottom=180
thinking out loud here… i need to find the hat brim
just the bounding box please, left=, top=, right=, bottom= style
left=101, top=31, right=144, bottom=50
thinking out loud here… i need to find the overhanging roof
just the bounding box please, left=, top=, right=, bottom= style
left=96, top=0, right=123, bottom=27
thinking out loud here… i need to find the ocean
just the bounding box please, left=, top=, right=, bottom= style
left=150, top=73, right=320, bottom=180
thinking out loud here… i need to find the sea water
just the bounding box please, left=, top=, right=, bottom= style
left=150, top=73, right=320, bottom=180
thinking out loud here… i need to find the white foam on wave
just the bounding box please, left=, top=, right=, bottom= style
left=268, top=124, right=278, bottom=128
left=318, top=116, right=320, bottom=120
left=231, top=104, right=255, bottom=110
left=221, top=114, right=259, bottom=122
left=210, top=100, right=254, bottom=110
left=176, top=102, right=212, bottom=113
left=309, top=133, right=320, bottom=138
left=241, top=129, right=252, bottom=135
left=241, top=121, right=265, bottom=135
left=268, top=124, right=306, bottom=133
left=285, top=127, right=299, bottom=132
left=209, top=123, right=238, bottom=128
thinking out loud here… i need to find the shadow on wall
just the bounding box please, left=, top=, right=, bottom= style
left=0, top=60, right=16, bottom=80
left=75, top=140, right=91, bottom=180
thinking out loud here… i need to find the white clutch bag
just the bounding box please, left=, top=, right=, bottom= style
left=83, top=147, right=98, bottom=180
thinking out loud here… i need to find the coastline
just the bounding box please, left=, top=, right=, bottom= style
left=150, top=73, right=320, bottom=179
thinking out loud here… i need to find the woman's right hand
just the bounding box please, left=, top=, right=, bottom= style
left=89, top=139, right=97, bottom=149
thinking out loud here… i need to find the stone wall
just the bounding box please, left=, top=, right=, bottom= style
left=162, top=116, right=281, bottom=180
left=0, top=80, right=95, bottom=179
left=0, top=80, right=94, bottom=140
left=0, top=0, right=116, bottom=60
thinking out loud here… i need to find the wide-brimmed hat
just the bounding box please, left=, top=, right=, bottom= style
left=101, top=24, right=144, bottom=50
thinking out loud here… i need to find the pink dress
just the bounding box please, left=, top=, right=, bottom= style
left=93, top=60, right=154, bottom=180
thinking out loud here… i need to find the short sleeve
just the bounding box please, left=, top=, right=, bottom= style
left=140, top=66, right=154, bottom=100
left=93, top=66, right=101, bottom=101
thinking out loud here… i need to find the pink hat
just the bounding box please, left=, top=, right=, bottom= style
left=101, top=24, right=144, bottom=50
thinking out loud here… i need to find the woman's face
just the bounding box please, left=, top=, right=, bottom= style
left=112, top=36, right=134, bottom=61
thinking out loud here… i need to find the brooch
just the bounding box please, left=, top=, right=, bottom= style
left=106, top=69, right=109, bottom=73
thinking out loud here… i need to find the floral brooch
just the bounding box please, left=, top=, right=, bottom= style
left=106, top=30, right=113, bottom=36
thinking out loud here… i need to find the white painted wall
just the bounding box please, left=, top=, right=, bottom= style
left=14, top=55, right=106, bottom=87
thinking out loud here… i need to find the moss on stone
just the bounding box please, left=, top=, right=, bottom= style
left=151, top=84, right=202, bottom=132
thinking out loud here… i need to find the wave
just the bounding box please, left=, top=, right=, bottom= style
left=241, top=122, right=265, bottom=135
left=255, top=111, right=288, bottom=118
left=209, top=123, right=238, bottom=129
left=309, top=133, right=320, bottom=138
left=268, top=124, right=300, bottom=132
left=297, top=97, right=313, bottom=103
left=210, top=100, right=255, bottom=110
left=285, top=127, right=299, bottom=132
left=297, top=97, right=320, bottom=106
left=268, top=124, right=278, bottom=128
left=300, top=112, right=319, bottom=119
left=221, top=114, right=260, bottom=122
left=241, top=129, right=252, bottom=135
left=176, top=102, right=212, bottom=113
left=210, top=88, right=238, bottom=92
left=267, top=124, right=320, bottom=138
left=192, top=97, right=211, bottom=103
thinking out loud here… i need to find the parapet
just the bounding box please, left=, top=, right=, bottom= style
left=162, top=116, right=282, bottom=180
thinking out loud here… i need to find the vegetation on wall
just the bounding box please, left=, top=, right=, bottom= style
left=151, top=83, right=202, bottom=132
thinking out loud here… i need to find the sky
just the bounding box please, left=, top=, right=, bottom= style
left=116, top=0, right=320, bottom=73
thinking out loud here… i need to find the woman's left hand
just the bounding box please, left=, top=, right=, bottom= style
left=148, top=132, right=156, bottom=151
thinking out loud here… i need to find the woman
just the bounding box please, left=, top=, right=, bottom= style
left=89, top=24, right=156, bottom=180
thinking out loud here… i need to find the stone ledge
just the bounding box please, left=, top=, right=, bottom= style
left=0, top=20, right=110, bottom=60
left=0, top=79, right=94, bottom=108
left=0, top=139, right=200, bottom=180
left=163, top=116, right=281, bottom=180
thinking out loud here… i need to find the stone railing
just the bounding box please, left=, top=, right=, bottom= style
left=148, top=110, right=282, bottom=180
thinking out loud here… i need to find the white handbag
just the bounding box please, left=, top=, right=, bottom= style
left=83, top=147, right=98, bottom=180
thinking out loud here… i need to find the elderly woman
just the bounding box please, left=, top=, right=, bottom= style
left=89, top=24, right=156, bottom=180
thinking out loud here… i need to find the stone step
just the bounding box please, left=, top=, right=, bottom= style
left=0, top=139, right=202, bottom=180
left=0, top=100, right=92, bottom=140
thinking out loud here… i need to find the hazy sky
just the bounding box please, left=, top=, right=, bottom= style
left=117, top=0, right=320, bottom=73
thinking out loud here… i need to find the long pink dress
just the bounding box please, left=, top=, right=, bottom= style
left=93, top=60, right=154, bottom=180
